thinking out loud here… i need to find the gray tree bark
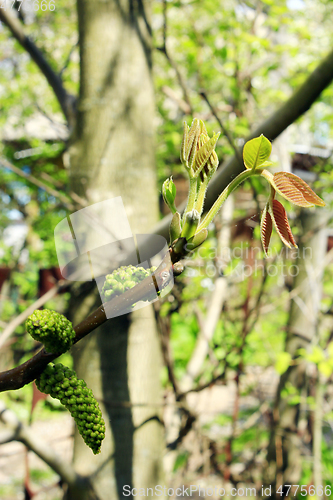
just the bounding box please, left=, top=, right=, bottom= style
left=264, top=208, right=329, bottom=497
left=66, top=1, right=164, bottom=498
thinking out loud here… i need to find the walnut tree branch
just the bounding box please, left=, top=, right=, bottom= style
left=0, top=248, right=184, bottom=393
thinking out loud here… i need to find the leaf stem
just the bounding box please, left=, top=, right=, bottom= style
left=183, top=177, right=198, bottom=219
left=197, top=169, right=256, bottom=231
left=195, top=178, right=209, bottom=215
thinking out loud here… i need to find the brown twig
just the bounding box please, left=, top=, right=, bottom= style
left=156, top=0, right=193, bottom=114
left=153, top=301, right=181, bottom=396
left=177, top=368, right=227, bottom=399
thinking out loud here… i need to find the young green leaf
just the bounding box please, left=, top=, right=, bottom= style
left=243, top=135, right=272, bottom=170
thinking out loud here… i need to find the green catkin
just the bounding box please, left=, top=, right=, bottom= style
left=26, top=309, right=75, bottom=354
left=101, top=265, right=157, bottom=302
left=36, top=363, right=105, bottom=455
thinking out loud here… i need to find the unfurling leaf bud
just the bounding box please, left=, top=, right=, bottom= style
left=169, top=212, right=182, bottom=243
left=181, top=209, right=200, bottom=240
left=26, top=309, right=75, bottom=354
left=180, top=119, right=220, bottom=182
left=180, top=118, right=201, bottom=173
left=36, top=363, right=105, bottom=455
left=193, top=128, right=220, bottom=181
left=162, top=177, right=177, bottom=214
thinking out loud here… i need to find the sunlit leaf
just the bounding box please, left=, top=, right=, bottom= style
left=243, top=135, right=272, bottom=170
left=273, top=172, right=325, bottom=207
left=308, top=345, right=325, bottom=364
left=318, top=361, right=333, bottom=378
left=275, top=352, right=292, bottom=375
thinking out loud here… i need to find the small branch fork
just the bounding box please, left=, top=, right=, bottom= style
left=0, top=401, right=99, bottom=497
left=0, top=401, right=78, bottom=485
left=0, top=9, right=76, bottom=126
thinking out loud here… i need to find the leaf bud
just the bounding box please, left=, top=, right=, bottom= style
left=181, top=209, right=200, bottom=240
left=162, top=177, right=177, bottom=214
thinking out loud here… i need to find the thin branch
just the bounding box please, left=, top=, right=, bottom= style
left=0, top=158, right=75, bottom=211
left=0, top=9, right=76, bottom=126
left=60, top=41, right=79, bottom=77
left=199, top=90, right=243, bottom=167
left=161, top=85, right=191, bottom=114
left=0, top=279, right=70, bottom=350
left=153, top=301, right=181, bottom=396
left=0, top=401, right=80, bottom=486
left=180, top=278, right=227, bottom=393
left=156, top=0, right=193, bottom=114
left=1, top=157, right=88, bottom=210
left=177, top=369, right=227, bottom=399
left=153, top=46, right=333, bottom=240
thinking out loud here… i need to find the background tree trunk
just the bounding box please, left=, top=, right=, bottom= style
left=67, top=1, right=164, bottom=498
left=264, top=208, right=329, bottom=497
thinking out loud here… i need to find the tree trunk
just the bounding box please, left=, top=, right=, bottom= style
left=264, top=208, right=329, bottom=497
left=66, top=1, right=164, bottom=498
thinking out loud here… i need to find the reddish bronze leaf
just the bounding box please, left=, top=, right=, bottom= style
left=270, top=199, right=297, bottom=248
left=273, top=172, right=325, bottom=207
left=260, top=203, right=273, bottom=256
